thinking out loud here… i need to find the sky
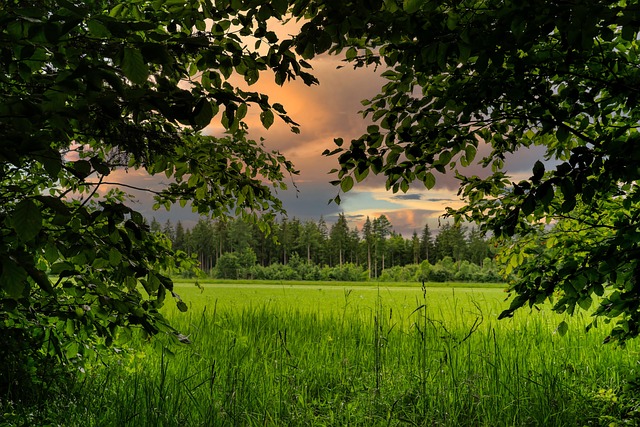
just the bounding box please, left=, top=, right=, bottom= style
left=109, top=51, right=543, bottom=236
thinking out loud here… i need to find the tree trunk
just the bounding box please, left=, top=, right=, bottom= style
left=367, top=244, right=372, bottom=279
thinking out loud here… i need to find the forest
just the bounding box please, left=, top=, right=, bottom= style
left=150, top=214, right=502, bottom=283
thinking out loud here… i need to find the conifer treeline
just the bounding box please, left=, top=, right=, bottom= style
left=150, top=214, right=502, bottom=282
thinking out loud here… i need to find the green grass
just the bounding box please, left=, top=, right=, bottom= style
left=15, top=280, right=640, bottom=426
left=167, top=280, right=508, bottom=320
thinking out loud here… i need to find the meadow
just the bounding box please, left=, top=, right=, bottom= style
left=33, top=281, right=640, bottom=426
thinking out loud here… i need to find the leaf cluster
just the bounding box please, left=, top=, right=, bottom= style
left=308, top=1, right=640, bottom=341
left=0, top=0, right=319, bottom=392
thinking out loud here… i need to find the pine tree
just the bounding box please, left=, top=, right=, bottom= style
left=420, top=223, right=434, bottom=264
left=174, top=221, right=186, bottom=251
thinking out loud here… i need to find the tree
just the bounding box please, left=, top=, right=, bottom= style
left=411, top=231, right=421, bottom=265
left=163, top=219, right=176, bottom=243
left=329, top=213, right=350, bottom=266
left=434, top=223, right=467, bottom=264
left=191, top=218, right=215, bottom=272
left=212, top=219, right=229, bottom=262
left=0, top=0, right=322, bottom=395
left=420, top=223, right=435, bottom=264
left=299, top=220, right=323, bottom=264
left=321, top=1, right=640, bottom=342
left=278, top=218, right=294, bottom=264
left=387, top=232, right=407, bottom=267
left=348, top=226, right=361, bottom=264
left=174, top=221, right=186, bottom=252
left=467, top=227, right=491, bottom=266
left=372, top=215, right=392, bottom=276
left=361, top=217, right=374, bottom=278
left=149, top=217, right=162, bottom=233
left=228, top=217, right=253, bottom=252
left=317, top=216, right=330, bottom=265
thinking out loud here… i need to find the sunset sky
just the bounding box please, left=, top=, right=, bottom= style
left=116, top=52, right=542, bottom=236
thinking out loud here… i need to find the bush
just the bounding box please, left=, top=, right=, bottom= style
left=213, top=252, right=240, bottom=279
left=415, top=261, right=432, bottom=282
left=429, top=262, right=453, bottom=282
left=320, top=263, right=368, bottom=282
left=216, top=255, right=503, bottom=284
left=379, top=265, right=420, bottom=282
left=213, top=248, right=257, bottom=279
left=454, top=260, right=481, bottom=282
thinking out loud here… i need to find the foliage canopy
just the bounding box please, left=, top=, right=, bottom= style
left=0, top=0, right=314, bottom=393
left=318, top=0, right=640, bottom=342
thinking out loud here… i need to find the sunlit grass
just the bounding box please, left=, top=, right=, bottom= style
left=30, top=280, right=640, bottom=426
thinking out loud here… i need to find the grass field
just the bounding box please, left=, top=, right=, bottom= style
left=29, top=280, right=640, bottom=426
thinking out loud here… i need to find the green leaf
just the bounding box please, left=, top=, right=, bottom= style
left=622, top=25, right=636, bottom=42
left=424, top=172, right=436, bottom=189
left=122, top=47, right=149, bottom=85
left=538, top=182, right=555, bottom=207
left=272, top=0, right=288, bottom=16
left=556, top=126, right=570, bottom=142
left=177, top=300, right=188, bottom=312
left=236, top=103, right=248, bottom=121
left=437, top=150, right=452, bottom=165
left=446, top=14, right=458, bottom=30
left=90, top=157, right=111, bottom=175
left=403, top=0, right=421, bottom=14
left=556, top=321, right=569, bottom=336
left=71, top=160, right=92, bottom=179
left=464, top=145, right=477, bottom=164
left=594, top=283, right=605, bottom=297
left=354, top=166, right=370, bottom=182
left=64, top=341, right=79, bottom=359
left=49, top=261, right=76, bottom=275
left=44, top=243, right=59, bottom=263
left=146, top=273, right=161, bottom=294
left=65, top=319, right=75, bottom=336
left=532, top=160, right=545, bottom=180
left=87, top=19, right=110, bottom=38
left=193, top=99, right=214, bottom=129
left=341, top=176, right=354, bottom=192
left=578, top=295, right=593, bottom=311
left=12, top=199, right=42, bottom=242
left=109, top=3, right=125, bottom=17
left=109, top=248, right=122, bottom=266
left=260, top=109, right=275, bottom=129
left=0, top=259, right=28, bottom=299
left=521, top=194, right=536, bottom=216
left=561, top=196, right=576, bottom=213
left=346, top=47, right=358, bottom=61
left=458, top=43, right=471, bottom=62
left=41, top=154, right=63, bottom=178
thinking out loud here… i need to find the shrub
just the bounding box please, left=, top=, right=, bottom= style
left=415, top=260, right=432, bottom=282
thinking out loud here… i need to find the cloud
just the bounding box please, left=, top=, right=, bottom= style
left=425, top=198, right=455, bottom=202
left=345, top=213, right=365, bottom=221
left=382, top=210, right=443, bottom=235
left=331, top=187, right=465, bottom=235
left=277, top=181, right=344, bottom=220
left=392, top=194, right=423, bottom=201
left=205, top=57, right=385, bottom=188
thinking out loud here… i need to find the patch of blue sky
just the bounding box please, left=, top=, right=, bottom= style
left=340, top=190, right=404, bottom=212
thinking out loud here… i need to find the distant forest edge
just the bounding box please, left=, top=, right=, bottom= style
left=150, top=214, right=504, bottom=283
